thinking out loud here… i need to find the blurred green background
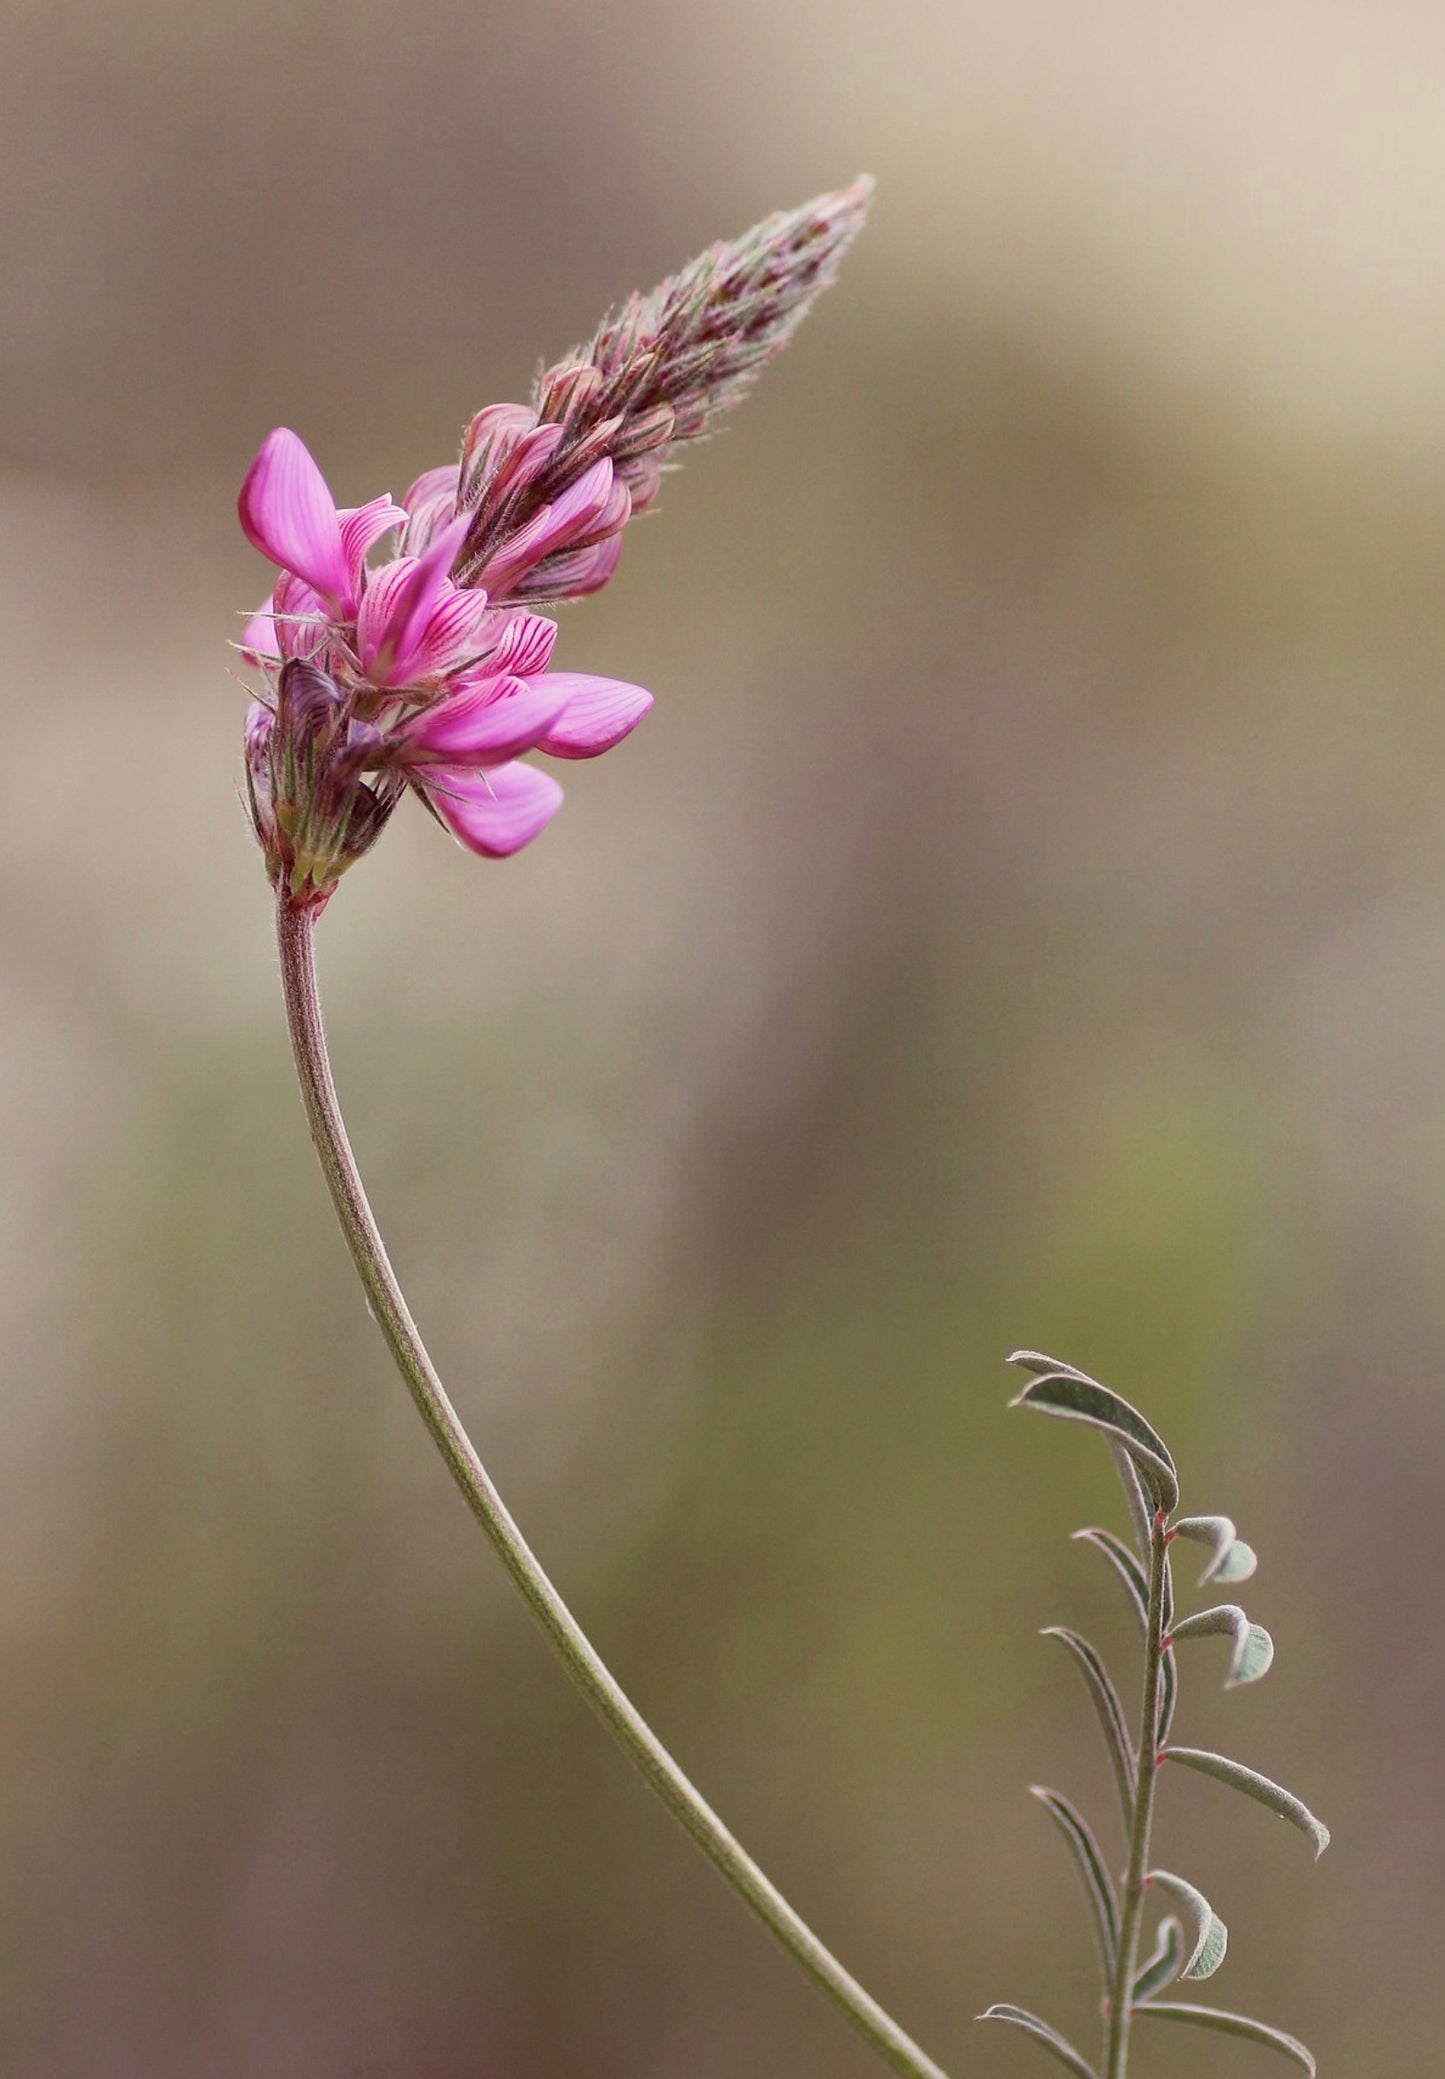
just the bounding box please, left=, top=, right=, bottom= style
left=0, top=0, right=1435, bottom=2071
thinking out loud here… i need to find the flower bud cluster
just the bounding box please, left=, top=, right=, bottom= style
left=447, top=179, right=874, bottom=605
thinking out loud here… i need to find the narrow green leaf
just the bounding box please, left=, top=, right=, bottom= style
left=1132, top=1916, right=1184, bottom=2002
left=1133, top=2002, right=1316, bottom=2075
left=976, top=2005, right=1099, bottom=2079
left=1147, top=1870, right=1228, bottom=1980
left=1157, top=1632, right=1179, bottom=1746
left=1041, top=1628, right=1135, bottom=1832
left=1008, top=1357, right=1179, bottom=1513
left=1163, top=1747, right=1330, bottom=1859
left=1169, top=1605, right=1275, bottom=1688
left=1030, top=1786, right=1120, bottom=1970
left=1109, top=1440, right=1153, bottom=1557
left=1172, top=1515, right=1258, bottom=1586
left=1073, top=1528, right=1149, bottom=1633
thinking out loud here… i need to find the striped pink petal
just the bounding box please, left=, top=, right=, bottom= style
left=510, top=531, right=625, bottom=603
left=356, top=515, right=473, bottom=686
left=401, top=464, right=461, bottom=554
left=407, top=674, right=573, bottom=764
left=533, top=673, right=654, bottom=759
left=422, top=760, right=565, bottom=857
left=488, top=612, right=558, bottom=677
left=238, top=428, right=351, bottom=610
left=476, top=459, right=620, bottom=597
left=272, top=571, right=332, bottom=663
left=339, top=495, right=406, bottom=588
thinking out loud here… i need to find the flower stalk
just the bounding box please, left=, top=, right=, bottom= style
left=274, top=887, right=951, bottom=2079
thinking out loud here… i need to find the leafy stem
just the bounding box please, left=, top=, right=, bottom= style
left=274, top=890, right=952, bottom=2079
left=981, top=1353, right=1326, bottom=2079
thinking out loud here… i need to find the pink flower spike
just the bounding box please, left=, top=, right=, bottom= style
left=238, top=428, right=353, bottom=611
left=423, top=760, right=565, bottom=857
left=534, top=673, right=654, bottom=759
left=407, top=674, right=573, bottom=764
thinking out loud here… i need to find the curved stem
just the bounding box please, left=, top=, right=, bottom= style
left=1103, top=1515, right=1170, bottom=2079
left=275, top=890, right=952, bottom=2079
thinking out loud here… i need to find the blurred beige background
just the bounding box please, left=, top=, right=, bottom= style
left=0, top=1, right=1438, bottom=2072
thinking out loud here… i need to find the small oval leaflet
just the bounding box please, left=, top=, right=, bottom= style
left=1172, top=1514, right=1258, bottom=1585
left=1147, top=1869, right=1228, bottom=1980
left=1008, top=1358, right=1180, bottom=1514
left=1163, top=1747, right=1330, bottom=1860
left=1214, top=1537, right=1258, bottom=1584
left=1168, top=1605, right=1275, bottom=1687
left=977, top=2004, right=1099, bottom=2079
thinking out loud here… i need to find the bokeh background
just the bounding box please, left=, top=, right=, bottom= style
left=0, top=1, right=1439, bottom=2072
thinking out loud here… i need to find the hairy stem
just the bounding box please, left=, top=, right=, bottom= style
left=1104, top=1515, right=1170, bottom=2079
left=274, top=890, right=951, bottom=2079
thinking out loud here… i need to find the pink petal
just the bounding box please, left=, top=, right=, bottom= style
left=272, top=570, right=333, bottom=663
left=237, top=428, right=351, bottom=610
left=402, top=463, right=460, bottom=516
left=542, top=457, right=616, bottom=544
left=339, top=495, right=406, bottom=589
left=472, top=501, right=562, bottom=597
left=533, top=673, right=654, bottom=759
left=511, top=532, right=624, bottom=603
left=474, top=459, right=619, bottom=598
left=488, top=612, right=557, bottom=677
left=401, top=464, right=461, bottom=554
left=407, top=674, right=573, bottom=763
left=240, top=597, right=279, bottom=666
left=356, top=515, right=472, bottom=685
left=405, top=586, right=499, bottom=679
left=487, top=420, right=566, bottom=503
left=422, top=760, right=564, bottom=857
left=460, top=403, right=540, bottom=494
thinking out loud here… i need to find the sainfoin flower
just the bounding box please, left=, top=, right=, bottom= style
left=238, top=178, right=873, bottom=910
